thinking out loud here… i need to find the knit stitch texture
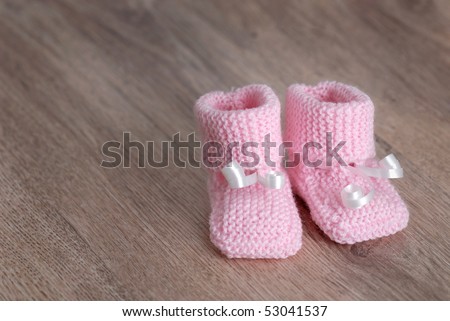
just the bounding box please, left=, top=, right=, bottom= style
left=195, top=84, right=302, bottom=258
left=284, top=81, right=409, bottom=244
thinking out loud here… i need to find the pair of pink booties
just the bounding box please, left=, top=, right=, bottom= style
left=194, top=82, right=409, bottom=259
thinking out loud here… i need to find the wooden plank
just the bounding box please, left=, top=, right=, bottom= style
left=0, top=0, right=448, bottom=300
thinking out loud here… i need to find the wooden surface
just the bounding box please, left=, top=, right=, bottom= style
left=0, top=0, right=449, bottom=300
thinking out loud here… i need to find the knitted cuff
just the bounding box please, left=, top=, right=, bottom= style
left=195, top=84, right=283, bottom=171
left=285, top=81, right=376, bottom=165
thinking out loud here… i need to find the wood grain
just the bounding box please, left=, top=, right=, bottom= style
left=0, top=0, right=449, bottom=300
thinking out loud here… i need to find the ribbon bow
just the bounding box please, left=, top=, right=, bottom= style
left=221, top=161, right=285, bottom=189
left=341, top=154, right=403, bottom=209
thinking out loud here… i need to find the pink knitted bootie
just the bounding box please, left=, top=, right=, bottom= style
left=194, top=84, right=302, bottom=258
left=284, top=81, right=409, bottom=244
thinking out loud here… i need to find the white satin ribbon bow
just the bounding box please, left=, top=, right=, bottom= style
left=221, top=161, right=285, bottom=189
left=341, top=154, right=403, bottom=209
